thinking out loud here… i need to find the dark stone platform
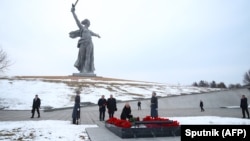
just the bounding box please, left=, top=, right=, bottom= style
left=105, top=122, right=180, bottom=138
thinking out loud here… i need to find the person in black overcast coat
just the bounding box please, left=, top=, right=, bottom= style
left=120, top=102, right=133, bottom=120
left=107, top=94, right=117, bottom=118
left=98, top=95, right=107, bottom=121
left=31, top=94, right=41, bottom=118
left=240, top=95, right=249, bottom=118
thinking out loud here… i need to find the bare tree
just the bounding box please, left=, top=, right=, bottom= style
left=0, top=48, right=11, bottom=72
left=243, top=69, right=250, bottom=85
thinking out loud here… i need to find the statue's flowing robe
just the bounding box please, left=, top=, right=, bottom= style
left=69, top=28, right=95, bottom=73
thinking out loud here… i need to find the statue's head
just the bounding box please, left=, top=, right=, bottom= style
left=81, top=19, right=90, bottom=27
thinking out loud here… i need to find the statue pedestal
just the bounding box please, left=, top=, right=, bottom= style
left=72, top=73, right=96, bottom=77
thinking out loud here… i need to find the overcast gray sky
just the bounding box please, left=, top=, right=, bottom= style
left=0, top=0, right=249, bottom=85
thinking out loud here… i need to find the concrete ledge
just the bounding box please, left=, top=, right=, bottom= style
left=105, top=122, right=180, bottom=138
left=86, top=126, right=180, bottom=141
left=72, top=73, right=96, bottom=77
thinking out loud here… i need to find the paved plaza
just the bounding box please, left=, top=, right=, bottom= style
left=0, top=88, right=249, bottom=141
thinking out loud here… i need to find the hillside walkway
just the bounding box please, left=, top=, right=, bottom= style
left=1, top=88, right=249, bottom=141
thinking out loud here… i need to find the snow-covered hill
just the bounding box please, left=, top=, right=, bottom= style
left=0, top=76, right=222, bottom=110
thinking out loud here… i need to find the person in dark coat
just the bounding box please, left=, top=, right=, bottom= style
left=240, top=95, right=249, bottom=118
left=72, top=90, right=81, bottom=124
left=31, top=94, right=41, bottom=118
left=137, top=100, right=141, bottom=110
left=120, top=102, right=133, bottom=120
left=150, top=91, right=158, bottom=118
left=98, top=95, right=107, bottom=121
left=107, top=94, right=117, bottom=118
left=200, top=100, right=205, bottom=112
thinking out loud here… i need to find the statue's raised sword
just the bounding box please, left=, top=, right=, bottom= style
left=72, top=0, right=79, bottom=7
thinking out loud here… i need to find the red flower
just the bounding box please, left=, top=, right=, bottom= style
left=120, top=120, right=132, bottom=128
left=107, top=117, right=118, bottom=124
left=107, top=117, right=132, bottom=128
left=142, top=116, right=180, bottom=128
left=143, top=116, right=152, bottom=121
left=106, top=116, right=179, bottom=128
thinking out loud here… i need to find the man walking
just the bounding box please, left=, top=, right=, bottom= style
left=240, top=95, right=249, bottom=118
left=137, top=100, right=141, bottom=110
left=98, top=95, right=107, bottom=121
left=200, top=100, right=205, bottom=112
left=31, top=95, right=41, bottom=118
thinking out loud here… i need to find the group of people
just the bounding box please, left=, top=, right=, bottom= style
left=98, top=94, right=117, bottom=121
left=98, top=95, right=133, bottom=121
left=30, top=91, right=249, bottom=124
left=30, top=91, right=82, bottom=124
left=97, top=92, right=159, bottom=121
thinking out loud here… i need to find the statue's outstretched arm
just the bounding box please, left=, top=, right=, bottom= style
left=71, top=6, right=83, bottom=29
left=90, top=31, right=101, bottom=38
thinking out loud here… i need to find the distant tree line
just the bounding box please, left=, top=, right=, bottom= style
left=192, top=69, right=250, bottom=89
left=192, top=80, right=227, bottom=88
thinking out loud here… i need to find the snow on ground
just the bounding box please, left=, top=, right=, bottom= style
left=0, top=78, right=222, bottom=110
left=0, top=117, right=250, bottom=141
left=173, top=116, right=250, bottom=125
left=0, top=120, right=97, bottom=141
left=0, top=79, right=75, bottom=110
left=0, top=77, right=249, bottom=141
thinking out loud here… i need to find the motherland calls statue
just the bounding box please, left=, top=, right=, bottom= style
left=69, top=3, right=100, bottom=76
